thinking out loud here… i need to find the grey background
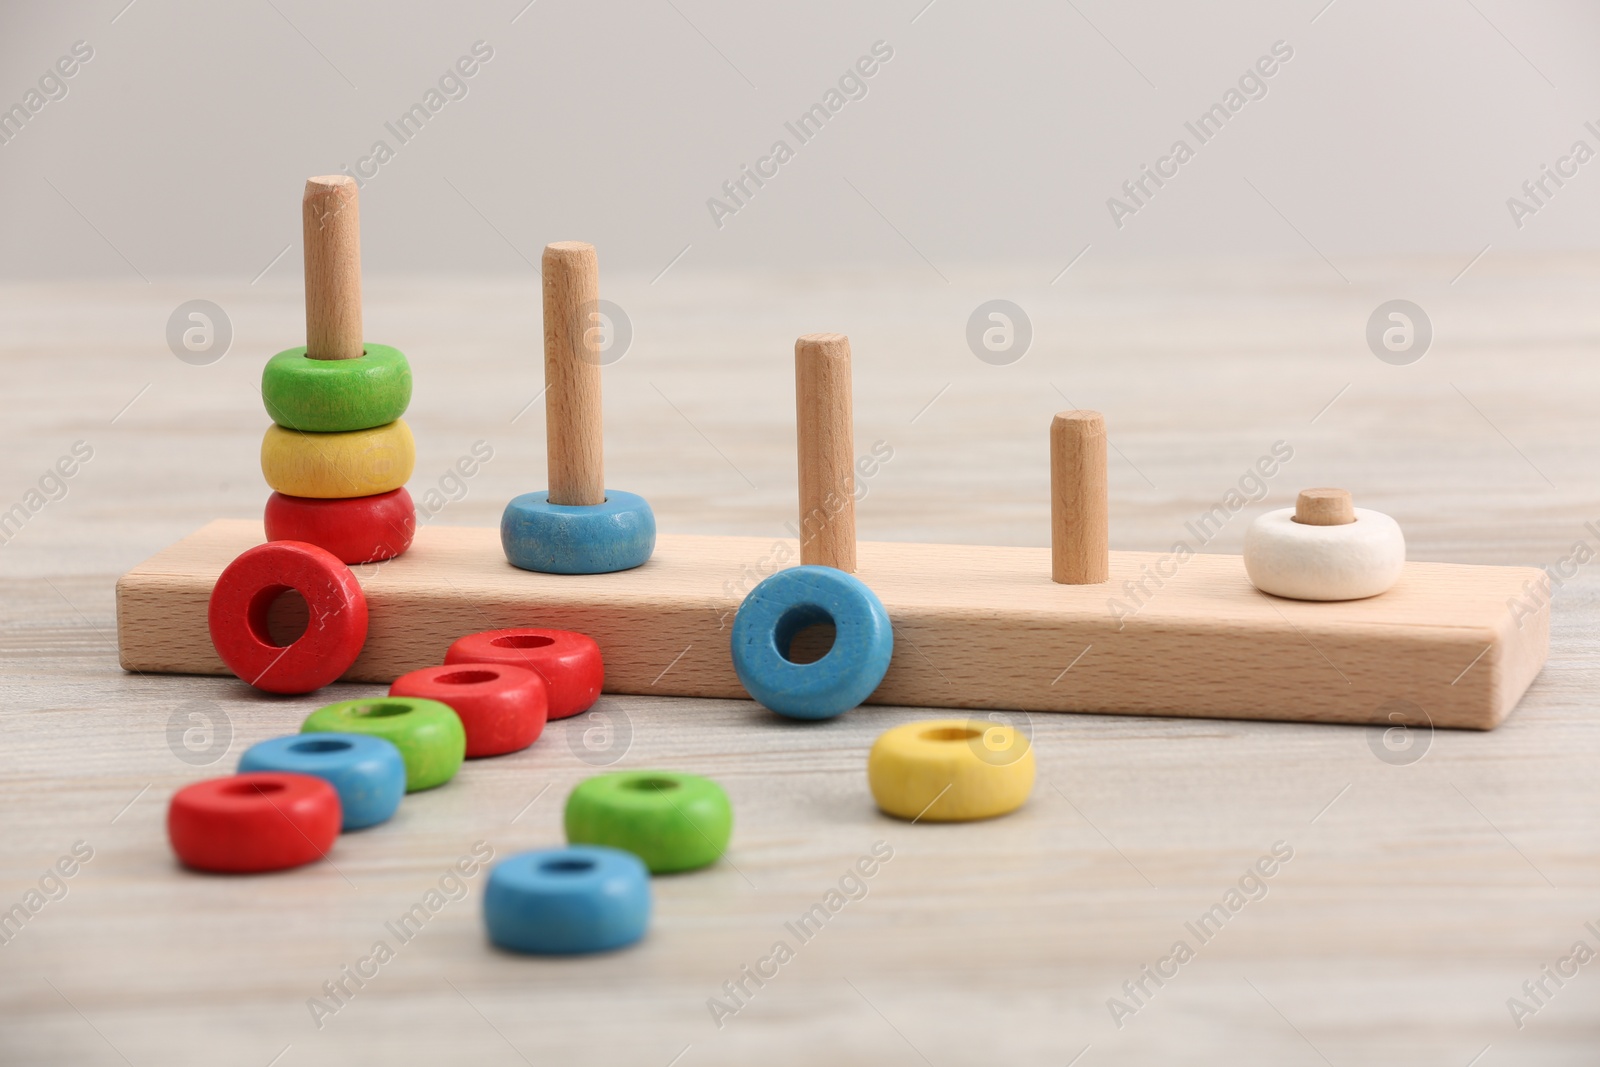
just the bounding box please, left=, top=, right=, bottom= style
left=2, top=0, right=1598, bottom=282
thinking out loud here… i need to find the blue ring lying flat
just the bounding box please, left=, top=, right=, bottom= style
left=501, top=490, right=655, bottom=575
left=237, top=733, right=406, bottom=831
left=483, top=846, right=651, bottom=955
left=730, top=565, right=894, bottom=720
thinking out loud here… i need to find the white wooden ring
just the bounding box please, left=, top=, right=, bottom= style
left=1243, top=507, right=1405, bottom=601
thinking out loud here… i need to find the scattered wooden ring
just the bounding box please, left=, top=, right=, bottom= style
left=730, top=565, right=893, bottom=720
left=237, top=733, right=405, bottom=831
left=206, top=540, right=368, bottom=694
left=263, top=488, right=415, bottom=564
left=260, top=419, right=415, bottom=499
left=261, top=344, right=412, bottom=432
left=167, top=772, right=341, bottom=872
left=500, top=490, right=655, bottom=575
left=1243, top=504, right=1405, bottom=601
left=444, top=628, right=604, bottom=720
left=868, top=719, right=1036, bottom=822
left=300, top=696, right=465, bottom=792
left=564, top=771, right=732, bottom=873
left=483, top=846, right=651, bottom=955
left=389, top=663, right=548, bottom=758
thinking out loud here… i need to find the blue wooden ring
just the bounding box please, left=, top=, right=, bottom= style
left=483, top=846, right=651, bottom=955
left=237, top=733, right=406, bottom=831
left=500, top=490, right=655, bottom=575
left=730, top=565, right=893, bottom=720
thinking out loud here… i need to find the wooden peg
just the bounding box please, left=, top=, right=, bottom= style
left=302, top=176, right=363, bottom=361
left=1294, top=488, right=1355, bottom=526
left=542, top=241, right=605, bottom=506
left=1051, top=411, right=1108, bottom=584
left=795, top=333, right=857, bottom=572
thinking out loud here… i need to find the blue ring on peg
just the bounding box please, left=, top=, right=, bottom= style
left=237, top=733, right=406, bottom=831
left=730, top=565, right=894, bottom=721
left=500, top=490, right=656, bottom=575
left=483, top=846, right=651, bottom=955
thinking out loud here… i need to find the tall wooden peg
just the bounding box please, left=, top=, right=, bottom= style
left=302, top=176, right=363, bottom=361
left=795, top=333, right=857, bottom=572
left=542, top=241, right=606, bottom=507
left=1051, top=410, right=1109, bottom=584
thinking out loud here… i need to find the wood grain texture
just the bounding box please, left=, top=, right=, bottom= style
left=794, top=333, right=856, bottom=571
left=541, top=241, right=604, bottom=505
left=117, top=518, right=1547, bottom=729
left=302, top=176, right=362, bottom=361
left=1051, top=409, right=1109, bottom=583
left=1296, top=487, right=1355, bottom=525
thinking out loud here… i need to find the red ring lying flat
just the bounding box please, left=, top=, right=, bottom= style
left=207, top=540, right=368, bottom=694
left=167, top=772, right=341, bottom=873
left=264, top=488, right=416, bottom=564
left=445, top=628, right=603, bottom=720
left=389, top=663, right=548, bottom=757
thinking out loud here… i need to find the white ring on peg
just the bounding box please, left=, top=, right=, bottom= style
left=1244, top=491, right=1405, bottom=601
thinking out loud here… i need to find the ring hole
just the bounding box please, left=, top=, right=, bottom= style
left=774, top=604, right=836, bottom=665
left=291, top=739, right=353, bottom=754
left=348, top=702, right=413, bottom=718
left=922, top=727, right=982, bottom=742
left=435, top=669, right=498, bottom=686
left=490, top=634, right=555, bottom=649
left=625, top=777, right=680, bottom=793
left=540, top=858, right=596, bottom=875
left=246, top=585, right=310, bottom=648
left=225, top=781, right=286, bottom=797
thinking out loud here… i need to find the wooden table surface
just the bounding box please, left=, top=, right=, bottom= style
left=3, top=259, right=1597, bottom=1065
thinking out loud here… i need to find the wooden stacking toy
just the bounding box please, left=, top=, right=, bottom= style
left=301, top=697, right=465, bottom=792
left=868, top=719, right=1036, bottom=822
left=389, top=663, right=548, bottom=757
left=260, top=176, right=417, bottom=564
left=501, top=242, right=655, bottom=574
left=237, top=734, right=406, bottom=831
left=168, top=772, right=341, bottom=873
left=1244, top=488, right=1406, bottom=601
left=445, top=627, right=604, bottom=720
left=564, top=771, right=732, bottom=873
left=483, top=846, right=652, bottom=955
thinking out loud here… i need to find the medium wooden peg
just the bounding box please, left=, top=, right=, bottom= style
left=1051, top=410, right=1109, bottom=584
left=1294, top=488, right=1355, bottom=526
left=543, top=241, right=605, bottom=506
left=302, top=176, right=363, bottom=361
left=795, top=333, right=857, bottom=572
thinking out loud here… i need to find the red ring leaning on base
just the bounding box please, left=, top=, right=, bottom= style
left=167, top=772, right=341, bottom=873
left=264, top=488, right=416, bottom=564
left=444, top=628, right=604, bottom=720
left=389, top=663, right=549, bottom=757
left=207, top=540, right=368, bottom=694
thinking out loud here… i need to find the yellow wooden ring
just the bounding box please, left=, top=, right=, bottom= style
left=260, top=419, right=415, bottom=499
left=868, top=718, right=1035, bottom=822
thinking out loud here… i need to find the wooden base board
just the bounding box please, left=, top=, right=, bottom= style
left=115, top=519, right=1549, bottom=730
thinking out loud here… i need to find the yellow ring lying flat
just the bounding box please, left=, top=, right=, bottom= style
left=868, top=718, right=1035, bottom=822
left=260, top=419, right=415, bottom=498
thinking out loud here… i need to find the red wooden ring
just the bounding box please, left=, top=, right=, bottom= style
left=264, top=488, right=416, bottom=564
left=207, top=541, right=369, bottom=694
left=389, top=663, right=548, bottom=757
left=167, top=772, right=341, bottom=873
left=444, top=628, right=603, bottom=720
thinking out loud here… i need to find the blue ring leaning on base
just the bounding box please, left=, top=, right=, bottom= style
left=483, top=846, right=651, bottom=955
left=500, top=490, right=655, bottom=575
left=730, top=565, right=894, bottom=720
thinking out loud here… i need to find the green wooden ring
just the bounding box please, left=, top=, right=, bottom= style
left=301, top=697, right=464, bottom=792
left=262, top=344, right=412, bottom=432
left=563, top=771, right=732, bottom=873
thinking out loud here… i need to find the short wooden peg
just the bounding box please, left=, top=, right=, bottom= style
left=1051, top=410, right=1109, bottom=584
left=543, top=241, right=606, bottom=507
left=302, top=176, right=364, bottom=361
left=1293, top=488, right=1355, bottom=526
left=795, top=333, right=857, bottom=572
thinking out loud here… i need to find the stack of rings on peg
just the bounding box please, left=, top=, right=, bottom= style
left=501, top=242, right=655, bottom=576
left=1243, top=488, right=1406, bottom=601
left=730, top=333, right=894, bottom=721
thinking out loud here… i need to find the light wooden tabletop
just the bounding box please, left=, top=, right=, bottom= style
left=2, top=259, right=1597, bottom=1066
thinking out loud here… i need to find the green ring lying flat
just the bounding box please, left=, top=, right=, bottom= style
left=301, top=696, right=464, bottom=792
left=262, top=344, right=412, bottom=432
left=564, top=770, right=732, bottom=873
